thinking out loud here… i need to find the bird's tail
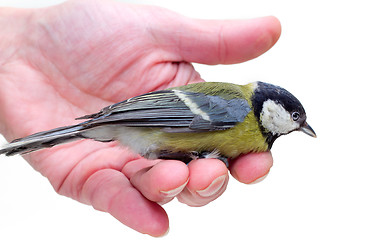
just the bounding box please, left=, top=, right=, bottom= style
left=0, top=124, right=86, bottom=156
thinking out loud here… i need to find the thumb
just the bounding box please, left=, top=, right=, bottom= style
left=159, top=16, right=281, bottom=65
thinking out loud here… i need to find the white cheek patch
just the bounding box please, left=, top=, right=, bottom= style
left=260, top=99, right=300, bottom=135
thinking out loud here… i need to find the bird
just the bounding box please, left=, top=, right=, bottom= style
left=0, top=81, right=316, bottom=166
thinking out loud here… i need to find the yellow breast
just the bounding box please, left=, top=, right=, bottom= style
left=154, top=111, right=268, bottom=158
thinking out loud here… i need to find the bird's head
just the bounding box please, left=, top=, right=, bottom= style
left=251, top=82, right=316, bottom=148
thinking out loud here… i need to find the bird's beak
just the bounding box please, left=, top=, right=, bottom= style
left=300, top=122, right=317, bottom=138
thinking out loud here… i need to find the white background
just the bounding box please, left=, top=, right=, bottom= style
left=1, top=0, right=369, bottom=239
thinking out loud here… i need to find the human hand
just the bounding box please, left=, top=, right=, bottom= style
left=0, top=0, right=280, bottom=236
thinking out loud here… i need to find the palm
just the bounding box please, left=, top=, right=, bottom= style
left=3, top=1, right=197, bottom=198
left=0, top=0, right=280, bottom=236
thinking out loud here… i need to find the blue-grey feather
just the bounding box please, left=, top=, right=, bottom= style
left=78, top=90, right=251, bottom=132
left=181, top=92, right=251, bottom=130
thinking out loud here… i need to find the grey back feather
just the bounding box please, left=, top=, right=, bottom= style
left=82, top=90, right=251, bottom=131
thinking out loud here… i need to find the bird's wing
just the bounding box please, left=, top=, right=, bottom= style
left=79, top=90, right=251, bottom=132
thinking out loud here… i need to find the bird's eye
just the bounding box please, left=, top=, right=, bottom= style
left=292, top=112, right=300, bottom=121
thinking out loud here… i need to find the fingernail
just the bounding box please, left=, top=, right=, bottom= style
left=196, top=174, right=227, bottom=198
left=248, top=173, right=269, bottom=185
left=160, top=179, right=189, bottom=198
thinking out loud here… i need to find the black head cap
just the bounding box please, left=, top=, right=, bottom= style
left=252, top=82, right=306, bottom=120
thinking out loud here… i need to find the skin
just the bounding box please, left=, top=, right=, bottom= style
left=0, top=0, right=280, bottom=237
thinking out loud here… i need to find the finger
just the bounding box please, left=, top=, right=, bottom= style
left=129, top=160, right=189, bottom=204
left=121, top=157, right=162, bottom=179
left=159, top=16, right=281, bottom=64
left=177, top=158, right=229, bottom=207
left=229, top=152, right=273, bottom=184
left=80, top=169, right=168, bottom=237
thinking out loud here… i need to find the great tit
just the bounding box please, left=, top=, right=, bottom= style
left=0, top=81, right=315, bottom=166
